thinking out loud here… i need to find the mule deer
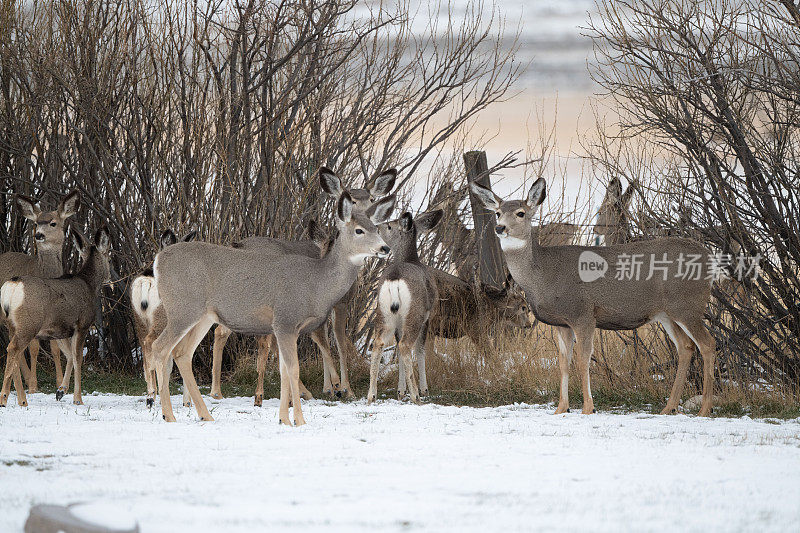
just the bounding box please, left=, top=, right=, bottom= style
left=210, top=167, right=398, bottom=400
left=367, top=210, right=442, bottom=403
left=426, top=269, right=532, bottom=357
left=471, top=179, right=718, bottom=416
left=1, top=227, right=111, bottom=406
left=150, top=183, right=394, bottom=425
left=0, top=190, right=79, bottom=393
left=130, top=230, right=197, bottom=408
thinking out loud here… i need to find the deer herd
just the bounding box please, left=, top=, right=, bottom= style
left=0, top=167, right=721, bottom=425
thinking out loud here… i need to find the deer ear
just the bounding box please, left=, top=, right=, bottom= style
left=526, top=179, right=546, bottom=208
left=368, top=169, right=397, bottom=197
left=469, top=182, right=501, bottom=210
left=16, top=195, right=41, bottom=221
left=181, top=230, right=198, bottom=242
left=399, top=212, right=414, bottom=232
left=320, top=166, right=343, bottom=197
left=621, top=183, right=636, bottom=208
left=607, top=177, right=622, bottom=199
left=415, top=209, right=443, bottom=232
left=70, top=227, right=87, bottom=253
left=306, top=219, right=329, bottom=247
left=367, top=194, right=395, bottom=224
left=57, top=190, right=80, bottom=220
left=337, top=190, right=354, bottom=223
left=160, top=229, right=178, bottom=248
left=95, top=226, right=110, bottom=253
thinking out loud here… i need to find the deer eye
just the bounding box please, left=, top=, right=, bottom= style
left=516, top=211, right=525, bottom=218
left=386, top=225, right=392, bottom=231
left=355, top=228, right=364, bottom=235
left=495, top=212, right=501, bottom=219
left=50, top=222, right=57, bottom=227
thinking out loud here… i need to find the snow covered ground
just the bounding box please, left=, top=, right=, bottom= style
left=2, top=393, right=799, bottom=532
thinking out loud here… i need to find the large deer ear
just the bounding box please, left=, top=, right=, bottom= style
left=70, top=227, right=88, bottom=254
left=160, top=229, right=177, bottom=248
left=469, top=182, right=501, bottom=210
left=337, top=190, right=354, bottom=224
left=620, top=182, right=636, bottom=208
left=181, top=230, right=198, bottom=242
left=57, top=190, right=80, bottom=220
left=415, top=209, right=443, bottom=232
left=16, top=194, right=41, bottom=221
left=607, top=177, right=622, bottom=199
left=368, top=169, right=397, bottom=197
left=526, top=178, right=546, bottom=208
left=320, top=166, right=343, bottom=197
left=366, top=194, right=395, bottom=224
left=95, top=226, right=110, bottom=254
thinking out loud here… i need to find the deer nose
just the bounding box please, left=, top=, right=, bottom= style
left=495, top=225, right=506, bottom=235
left=380, top=245, right=391, bottom=254
left=35, top=232, right=45, bottom=241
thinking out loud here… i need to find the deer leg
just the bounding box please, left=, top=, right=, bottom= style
left=398, top=338, right=420, bottom=404
left=275, top=328, right=305, bottom=426
left=50, top=340, right=63, bottom=389
left=56, top=339, right=73, bottom=401
left=2, top=336, right=29, bottom=407
left=210, top=325, right=231, bottom=399
left=254, top=335, right=271, bottom=407
left=572, top=324, right=596, bottom=415
left=332, top=307, right=356, bottom=399
left=554, top=326, right=574, bottom=414
left=415, top=323, right=429, bottom=397
left=143, top=355, right=156, bottom=409
left=660, top=318, right=694, bottom=415
left=367, top=331, right=387, bottom=404
left=152, top=318, right=199, bottom=423
left=397, top=346, right=407, bottom=398
left=311, top=325, right=338, bottom=398
left=173, top=319, right=215, bottom=421
left=676, top=319, right=716, bottom=416
left=71, top=332, right=86, bottom=405
left=26, top=339, right=39, bottom=392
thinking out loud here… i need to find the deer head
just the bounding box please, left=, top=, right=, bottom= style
left=470, top=178, right=546, bottom=250
left=320, top=166, right=397, bottom=214
left=335, top=189, right=394, bottom=265
left=16, top=190, right=79, bottom=251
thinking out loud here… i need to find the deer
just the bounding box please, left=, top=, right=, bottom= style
left=130, top=229, right=197, bottom=408
left=0, top=190, right=79, bottom=394
left=594, top=176, right=636, bottom=245
left=209, top=166, right=398, bottom=401
left=471, top=178, right=718, bottom=416
left=149, top=178, right=395, bottom=425
left=367, top=210, right=442, bottom=403
left=1, top=227, right=111, bottom=406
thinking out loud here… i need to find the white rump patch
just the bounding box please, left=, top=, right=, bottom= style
left=0, top=280, right=25, bottom=319
left=378, top=280, right=411, bottom=321
left=131, top=275, right=160, bottom=324
left=499, top=236, right=526, bottom=250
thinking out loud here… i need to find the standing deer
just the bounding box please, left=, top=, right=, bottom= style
left=210, top=166, right=398, bottom=401
left=130, top=229, right=197, bottom=408
left=150, top=181, right=395, bottom=425
left=0, top=190, right=79, bottom=393
left=471, top=178, right=718, bottom=416
left=1, top=227, right=111, bottom=406
left=368, top=210, right=442, bottom=403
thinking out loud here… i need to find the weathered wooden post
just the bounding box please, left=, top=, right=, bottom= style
left=464, top=151, right=506, bottom=289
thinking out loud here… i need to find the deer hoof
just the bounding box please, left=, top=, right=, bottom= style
left=20, top=400, right=28, bottom=407
left=210, top=393, right=222, bottom=400
left=254, top=394, right=263, bottom=407
left=335, top=390, right=343, bottom=399
left=73, top=400, right=83, bottom=405
left=146, top=398, right=154, bottom=408
left=420, top=389, right=429, bottom=397
left=55, top=389, right=64, bottom=401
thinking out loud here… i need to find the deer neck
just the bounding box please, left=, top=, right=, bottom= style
left=77, top=249, right=105, bottom=293
left=35, top=243, right=63, bottom=278
left=319, top=236, right=362, bottom=299
left=393, top=235, right=420, bottom=264
left=501, top=234, right=540, bottom=292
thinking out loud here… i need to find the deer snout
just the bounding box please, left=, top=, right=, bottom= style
left=495, top=225, right=506, bottom=236
left=377, top=245, right=391, bottom=258
left=35, top=232, right=45, bottom=241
